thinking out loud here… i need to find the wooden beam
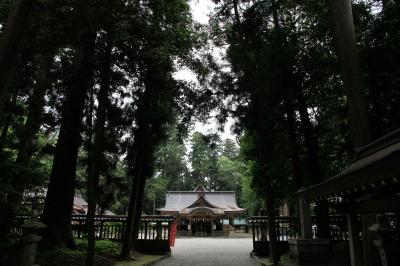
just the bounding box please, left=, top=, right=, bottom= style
left=354, top=195, right=400, bottom=213
left=330, top=195, right=400, bottom=214
left=347, top=214, right=363, bottom=266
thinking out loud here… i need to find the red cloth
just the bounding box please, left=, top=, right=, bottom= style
left=169, top=221, right=177, bottom=247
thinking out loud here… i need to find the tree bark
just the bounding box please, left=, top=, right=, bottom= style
left=121, top=51, right=171, bottom=255
left=86, top=40, right=112, bottom=266
left=285, top=100, right=303, bottom=190
left=328, top=2, right=376, bottom=265
left=254, top=128, right=279, bottom=265
left=0, top=93, right=17, bottom=152
left=328, top=0, right=371, bottom=148
left=297, top=92, right=330, bottom=239
left=121, top=126, right=151, bottom=258
left=0, top=0, right=33, bottom=117
left=41, top=24, right=96, bottom=248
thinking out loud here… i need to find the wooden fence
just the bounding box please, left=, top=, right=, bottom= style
left=248, top=215, right=351, bottom=257
left=15, top=214, right=174, bottom=242
left=247, top=214, right=399, bottom=257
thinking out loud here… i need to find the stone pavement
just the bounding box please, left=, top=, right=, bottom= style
left=155, top=237, right=258, bottom=266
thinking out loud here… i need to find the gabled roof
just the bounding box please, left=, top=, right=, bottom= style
left=158, top=189, right=244, bottom=213
left=193, top=184, right=207, bottom=192
left=186, top=194, right=218, bottom=209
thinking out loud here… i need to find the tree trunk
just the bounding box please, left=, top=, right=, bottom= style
left=297, top=92, right=330, bottom=239
left=254, top=128, right=279, bottom=265
left=1, top=53, right=54, bottom=240
left=121, top=126, right=151, bottom=258
left=0, top=93, right=17, bottom=152
left=328, top=0, right=371, bottom=148
left=285, top=100, right=303, bottom=190
left=15, top=55, right=51, bottom=164
left=86, top=40, right=112, bottom=266
left=328, top=2, right=376, bottom=265
left=41, top=24, right=96, bottom=248
left=0, top=0, right=33, bottom=117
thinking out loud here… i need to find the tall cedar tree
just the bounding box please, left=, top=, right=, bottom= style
left=121, top=63, right=172, bottom=256
left=122, top=0, right=197, bottom=256
left=41, top=7, right=96, bottom=247
left=328, top=1, right=375, bottom=266
left=86, top=35, right=113, bottom=266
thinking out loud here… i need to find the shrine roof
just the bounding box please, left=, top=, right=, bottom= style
left=297, top=129, right=400, bottom=203
left=158, top=188, right=244, bottom=213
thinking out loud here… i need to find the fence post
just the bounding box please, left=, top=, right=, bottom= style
left=99, top=220, right=104, bottom=240
left=299, top=199, right=313, bottom=239
left=144, top=222, right=148, bottom=240
left=347, top=214, right=362, bottom=266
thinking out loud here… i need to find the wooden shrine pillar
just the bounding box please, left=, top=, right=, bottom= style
left=299, top=198, right=313, bottom=239
left=347, top=214, right=362, bottom=266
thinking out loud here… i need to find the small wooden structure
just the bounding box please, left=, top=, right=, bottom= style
left=158, top=185, right=245, bottom=236
left=297, top=129, right=400, bottom=266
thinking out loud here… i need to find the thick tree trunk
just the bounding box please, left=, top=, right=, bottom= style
left=297, top=92, right=330, bottom=239
left=121, top=127, right=151, bottom=258
left=328, top=0, right=371, bottom=148
left=328, top=2, right=376, bottom=265
left=86, top=41, right=112, bottom=266
left=0, top=0, right=33, bottom=117
left=254, top=128, right=279, bottom=265
left=41, top=25, right=96, bottom=248
left=285, top=101, right=303, bottom=190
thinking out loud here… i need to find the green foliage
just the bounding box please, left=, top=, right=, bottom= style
left=142, top=175, right=167, bottom=214
left=240, top=161, right=263, bottom=216
left=216, top=155, right=242, bottom=191
left=75, top=239, right=121, bottom=258
left=153, top=126, right=190, bottom=191
left=36, top=240, right=119, bottom=266
left=189, top=132, right=221, bottom=190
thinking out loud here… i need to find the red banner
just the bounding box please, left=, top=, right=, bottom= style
left=168, top=221, right=177, bottom=247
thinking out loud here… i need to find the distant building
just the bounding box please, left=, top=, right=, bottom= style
left=158, top=185, right=245, bottom=236
left=22, top=189, right=115, bottom=215
left=72, top=196, right=88, bottom=214
left=72, top=196, right=115, bottom=215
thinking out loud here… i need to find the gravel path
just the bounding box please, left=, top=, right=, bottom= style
left=155, top=237, right=258, bottom=266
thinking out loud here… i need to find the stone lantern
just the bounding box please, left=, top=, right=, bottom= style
left=21, top=211, right=46, bottom=266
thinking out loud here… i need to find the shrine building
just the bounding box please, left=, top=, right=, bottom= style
left=158, top=185, right=245, bottom=237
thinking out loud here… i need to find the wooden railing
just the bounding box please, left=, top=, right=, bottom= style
left=248, top=216, right=300, bottom=243
left=248, top=214, right=399, bottom=257
left=15, top=214, right=175, bottom=242
left=248, top=214, right=398, bottom=243
left=311, top=215, right=350, bottom=241
left=248, top=215, right=352, bottom=243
